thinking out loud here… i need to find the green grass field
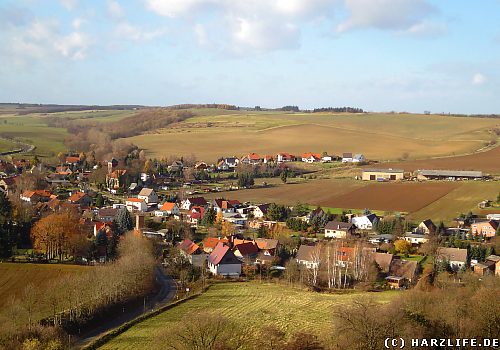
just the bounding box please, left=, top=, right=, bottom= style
left=99, top=281, right=399, bottom=350
left=0, top=263, right=89, bottom=318
left=0, top=138, right=19, bottom=153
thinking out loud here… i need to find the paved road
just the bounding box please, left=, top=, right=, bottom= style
left=72, top=265, right=177, bottom=349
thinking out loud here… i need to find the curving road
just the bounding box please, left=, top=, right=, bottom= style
left=72, top=265, right=177, bottom=349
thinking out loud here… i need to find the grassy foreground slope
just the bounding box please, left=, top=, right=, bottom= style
left=130, top=112, right=499, bottom=161
left=99, top=282, right=398, bottom=350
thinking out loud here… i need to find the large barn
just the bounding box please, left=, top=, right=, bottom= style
left=416, top=169, right=483, bottom=180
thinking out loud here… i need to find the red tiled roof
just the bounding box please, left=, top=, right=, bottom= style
left=203, top=237, right=228, bottom=250
left=126, top=198, right=145, bottom=203
left=301, top=152, right=321, bottom=159
left=68, top=192, right=87, bottom=202
left=160, top=202, right=176, bottom=211
left=208, top=242, right=230, bottom=265
left=234, top=242, right=258, bottom=256
left=65, top=156, right=80, bottom=164
left=179, top=239, right=200, bottom=255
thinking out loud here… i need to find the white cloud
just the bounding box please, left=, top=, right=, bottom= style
left=113, top=22, right=166, bottom=42
left=72, top=18, right=85, bottom=29
left=108, top=0, right=125, bottom=19
left=60, top=0, right=78, bottom=11
left=472, top=73, right=486, bottom=85
left=337, top=0, right=437, bottom=32
left=403, top=21, right=447, bottom=38
left=193, top=23, right=210, bottom=47
left=146, top=0, right=214, bottom=17
left=4, top=19, right=91, bottom=62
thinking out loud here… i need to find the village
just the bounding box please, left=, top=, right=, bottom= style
left=1, top=148, right=499, bottom=292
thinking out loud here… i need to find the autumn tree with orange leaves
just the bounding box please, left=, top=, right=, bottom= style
left=31, top=212, right=85, bottom=260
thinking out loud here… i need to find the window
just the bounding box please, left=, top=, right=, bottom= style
left=370, top=175, right=376, bottom=180
left=390, top=175, right=396, bottom=180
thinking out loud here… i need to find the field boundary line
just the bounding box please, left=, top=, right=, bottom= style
left=80, top=284, right=212, bottom=350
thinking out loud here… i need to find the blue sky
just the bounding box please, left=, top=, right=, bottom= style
left=0, top=0, right=499, bottom=113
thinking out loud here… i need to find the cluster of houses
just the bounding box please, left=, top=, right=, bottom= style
left=215, top=152, right=365, bottom=170
left=361, top=168, right=485, bottom=181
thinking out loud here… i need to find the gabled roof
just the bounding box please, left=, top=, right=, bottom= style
left=98, top=208, right=118, bottom=217
left=233, top=242, right=259, bottom=256
left=389, top=260, right=418, bottom=280
left=138, top=188, right=154, bottom=196
left=160, top=202, right=177, bottom=211
left=246, top=153, right=261, bottom=160
left=126, top=198, right=145, bottom=203
left=179, top=239, right=201, bottom=255
left=203, top=237, right=229, bottom=250
left=486, top=255, right=500, bottom=263
left=277, top=152, right=293, bottom=157
left=207, top=242, right=241, bottom=265
left=65, top=156, right=80, bottom=164
left=437, top=247, right=468, bottom=263
left=363, top=168, right=404, bottom=173
left=372, top=252, right=393, bottom=273
left=256, top=204, right=270, bottom=214
left=301, top=152, right=321, bottom=159
left=68, top=192, right=88, bottom=202
left=421, top=219, right=436, bottom=229
left=418, top=169, right=483, bottom=178
left=342, top=153, right=353, bottom=158
left=296, top=245, right=318, bottom=262
left=255, top=238, right=279, bottom=250
left=187, top=197, right=207, bottom=206
left=324, top=221, right=354, bottom=231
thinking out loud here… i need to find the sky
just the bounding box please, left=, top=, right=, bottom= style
left=1, top=0, right=499, bottom=114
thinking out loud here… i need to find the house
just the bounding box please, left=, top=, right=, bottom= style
left=217, top=157, right=239, bottom=171
left=296, top=245, right=321, bottom=269
left=372, top=252, right=394, bottom=273
left=486, top=214, right=500, bottom=221
left=301, top=153, right=321, bottom=163
left=470, top=220, right=499, bottom=238
left=385, top=276, right=405, bottom=288
left=361, top=168, right=404, bottom=181
left=321, top=155, right=333, bottom=162
left=305, top=207, right=325, bottom=223
left=194, top=162, right=208, bottom=170
left=207, top=242, right=242, bottom=277
left=181, top=197, right=207, bottom=210
left=211, top=199, right=236, bottom=213
left=389, top=259, right=419, bottom=285
left=20, top=190, right=53, bottom=203
left=341, top=153, right=353, bottom=163
left=187, top=206, right=205, bottom=227
left=402, top=232, right=429, bottom=245
left=222, top=212, right=247, bottom=227
left=263, top=155, right=274, bottom=164
left=351, top=213, right=378, bottom=230
left=416, top=219, right=436, bottom=235
left=169, top=160, right=184, bottom=172
left=0, top=176, right=17, bottom=195
left=474, top=260, right=496, bottom=276
left=138, top=188, right=158, bottom=204
left=93, top=221, right=113, bottom=237
left=352, top=154, right=365, bottom=163
left=253, top=204, right=270, bottom=219
left=240, top=153, right=262, bottom=165
left=255, top=238, right=280, bottom=256
left=436, top=247, right=468, bottom=271
left=485, top=255, right=500, bottom=276
left=416, top=170, right=483, bottom=181
left=233, top=242, right=259, bottom=261
left=97, top=207, right=118, bottom=222
left=65, top=156, right=81, bottom=165
left=276, top=152, right=294, bottom=163
left=106, top=169, right=127, bottom=190
left=324, top=221, right=356, bottom=239
left=155, top=202, right=180, bottom=217
left=68, top=192, right=92, bottom=207
left=178, top=239, right=207, bottom=267
left=202, top=237, right=229, bottom=253
left=125, top=198, right=147, bottom=212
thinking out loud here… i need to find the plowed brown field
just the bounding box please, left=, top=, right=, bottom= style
left=376, top=146, right=500, bottom=174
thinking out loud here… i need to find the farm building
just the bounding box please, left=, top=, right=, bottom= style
left=416, top=169, right=483, bottom=180
left=361, top=168, right=404, bottom=181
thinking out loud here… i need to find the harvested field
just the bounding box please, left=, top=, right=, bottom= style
left=318, top=182, right=460, bottom=212
left=98, top=282, right=399, bottom=350
left=129, top=112, right=499, bottom=162
left=204, top=179, right=367, bottom=206
left=378, top=145, right=500, bottom=174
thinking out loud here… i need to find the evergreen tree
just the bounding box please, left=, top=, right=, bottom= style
left=95, top=193, right=104, bottom=207
left=115, top=208, right=133, bottom=234
left=201, top=207, right=217, bottom=226
left=96, top=230, right=108, bottom=247
left=280, top=169, right=288, bottom=184
left=0, top=192, right=13, bottom=257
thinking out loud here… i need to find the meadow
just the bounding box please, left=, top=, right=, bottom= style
left=129, top=111, right=499, bottom=162
left=98, top=281, right=399, bottom=350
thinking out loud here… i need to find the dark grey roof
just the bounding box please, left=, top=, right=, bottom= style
left=418, top=169, right=483, bottom=177
left=325, top=221, right=354, bottom=231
